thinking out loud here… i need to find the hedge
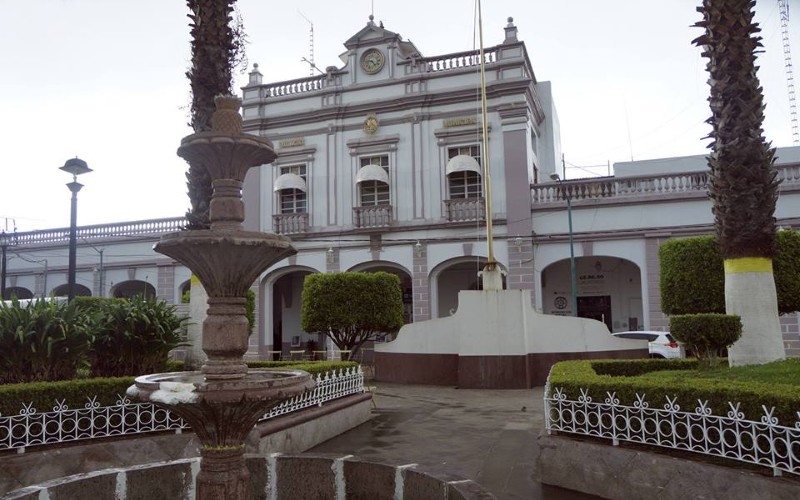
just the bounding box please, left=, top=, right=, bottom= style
left=547, top=359, right=800, bottom=426
left=0, top=361, right=358, bottom=417
left=660, top=231, right=800, bottom=314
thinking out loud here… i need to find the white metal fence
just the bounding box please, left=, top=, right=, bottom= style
left=0, top=367, right=364, bottom=453
left=544, top=384, right=800, bottom=476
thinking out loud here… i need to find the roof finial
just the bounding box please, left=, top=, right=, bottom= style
left=503, top=16, right=518, bottom=44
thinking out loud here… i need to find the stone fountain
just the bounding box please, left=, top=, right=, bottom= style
left=127, top=95, right=313, bottom=500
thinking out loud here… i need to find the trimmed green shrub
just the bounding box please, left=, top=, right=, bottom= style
left=0, top=377, right=134, bottom=417
left=774, top=229, right=800, bottom=313
left=246, top=360, right=358, bottom=376
left=0, top=362, right=356, bottom=417
left=660, top=236, right=725, bottom=314
left=671, top=314, right=741, bottom=368
left=90, top=296, right=189, bottom=377
left=0, top=299, right=91, bottom=384
left=301, top=272, right=404, bottom=359
left=660, top=232, right=800, bottom=314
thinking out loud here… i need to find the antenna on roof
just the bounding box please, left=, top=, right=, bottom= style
left=298, top=11, right=323, bottom=75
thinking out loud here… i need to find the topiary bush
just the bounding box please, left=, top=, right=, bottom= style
left=774, top=229, right=800, bottom=313
left=0, top=298, right=91, bottom=384
left=670, top=313, right=741, bottom=368
left=660, top=236, right=725, bottom=314
left=301, top=272, right=404, bottom=360
left=89, top=296, right=189, bottom=377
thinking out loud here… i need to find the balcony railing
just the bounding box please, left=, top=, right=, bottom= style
left=10, top=217, right=187, bottom=246
left=532, top=164, right=800, bottom=204
left=353, top=205, right=392, bottom=228
left=273, top=213, right=309, bottom=235
left=443, top=198, right=485, bottom=222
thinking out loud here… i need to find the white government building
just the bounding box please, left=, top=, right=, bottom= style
left=4, top=17, right=800, bottom=364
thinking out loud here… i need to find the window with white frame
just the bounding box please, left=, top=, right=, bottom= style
left=276, top=164, right=307, bottom=214
left=357, top=155, right=390, bottom=206
left=446, top=145, right=483, bottom=199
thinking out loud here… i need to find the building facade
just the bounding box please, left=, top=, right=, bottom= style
left=4, top=17, right=800, bottom=358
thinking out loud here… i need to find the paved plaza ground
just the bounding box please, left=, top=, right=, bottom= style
left=311, top=382, right=597, bottom=499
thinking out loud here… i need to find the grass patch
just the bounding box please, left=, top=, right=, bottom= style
left=638, top=357, right=800, bottom=386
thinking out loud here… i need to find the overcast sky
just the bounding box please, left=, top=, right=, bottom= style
left=1, top=0, right=797, bottom=232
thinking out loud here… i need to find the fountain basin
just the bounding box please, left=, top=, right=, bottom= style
left=128, top=369, right=314, bottom=405
left=155, top=230, right=296, bottom=298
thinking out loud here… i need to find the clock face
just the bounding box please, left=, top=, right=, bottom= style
left=361, top=49, right=385, bottom=74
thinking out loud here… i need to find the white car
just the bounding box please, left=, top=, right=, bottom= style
left=612, top=331, right=685, bottom=359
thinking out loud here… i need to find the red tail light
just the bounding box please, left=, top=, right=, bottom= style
left=668, top=341, right=679, bottom=348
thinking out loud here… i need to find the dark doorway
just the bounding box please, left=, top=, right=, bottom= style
left=577, top=295, right=612, bottom=331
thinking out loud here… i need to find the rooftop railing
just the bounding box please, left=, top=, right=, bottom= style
left=10, top=217, right=187, bottom=247
left=402, top=47, right=499, bottom=75
left=533, top=164, right=800, bottom=205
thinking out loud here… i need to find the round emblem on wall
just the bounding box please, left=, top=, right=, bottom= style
left=360, top=48, right=385, bottom=74
left=554, top=296, right=568, bottom=310
left=363, top=114, right=379, bottom=135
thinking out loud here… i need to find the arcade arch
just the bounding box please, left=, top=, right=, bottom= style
left=540, top=256, right=642, bottom=332
left=430, top=257, right=507, bottom=318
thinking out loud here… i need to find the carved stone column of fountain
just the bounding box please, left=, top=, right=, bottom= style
left=128, top=95, right=314, bottom=500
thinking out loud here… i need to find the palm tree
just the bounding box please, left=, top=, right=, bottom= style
left=693, top=0, right=785, bottom=365
left=184, top=0, right=245, bottom=229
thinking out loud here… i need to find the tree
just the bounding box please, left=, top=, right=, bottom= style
left=301, top=272, right=405, bottom=359
left=184, top=0, right=247, bottom=229
left=693, top=0, right=785, bottom=365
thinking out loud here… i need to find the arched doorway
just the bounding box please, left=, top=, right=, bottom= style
left=541, top=256, right=642, bottom=332
left=52, top=283, right=92, bottom=297
left=111, top=280, right=156, bottom=299
left=2, top=286, right=33, bottom=300
left=262, top=267, right=318, bottom=357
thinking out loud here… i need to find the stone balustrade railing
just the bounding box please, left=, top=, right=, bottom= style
left=532, top=164, right=800, bottom=204
left=9, top=217, right=187, bottom=247
left=443, top=198, right=485, bottom=222
left=402, top=47, right=498, bottom=75
left=273, top=213, right=309, bottom=235
left=260, top=74, right=331, bottom=98
left=352, top=205, right=392, bottom=228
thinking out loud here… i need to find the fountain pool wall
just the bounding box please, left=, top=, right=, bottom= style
left=4, top=453, right=495, bottom=499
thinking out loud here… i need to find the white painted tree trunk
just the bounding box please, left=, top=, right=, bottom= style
left=186, top=276, right=208, bottom=370
left=725, top=270, right=785, bottom=366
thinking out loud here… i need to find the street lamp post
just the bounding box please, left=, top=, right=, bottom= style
left=550, top=173, right=578, bottom=317
left=0, top=231, right=8, bottom=300
left=60, top=158, right=92, bottom=301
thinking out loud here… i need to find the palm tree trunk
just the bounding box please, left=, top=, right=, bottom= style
left=694, top=0, right=785, bottom=365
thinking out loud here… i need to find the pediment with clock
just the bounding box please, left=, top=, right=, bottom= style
left=339, top=15, right=422, bottom=80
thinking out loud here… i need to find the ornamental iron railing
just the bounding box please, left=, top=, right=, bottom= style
left=544, top=384, right=800, bottom=476
left=0, top=367, right=364, bottom=453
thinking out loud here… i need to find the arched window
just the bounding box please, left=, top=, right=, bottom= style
left=356, top=155, right=390, bottom=206
left=446, top=147, right=483, bottom=199
left=274, top=165, right=308, bottom=214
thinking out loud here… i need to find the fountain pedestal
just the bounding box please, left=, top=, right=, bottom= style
left=128, top=95, right=312, bottom=500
